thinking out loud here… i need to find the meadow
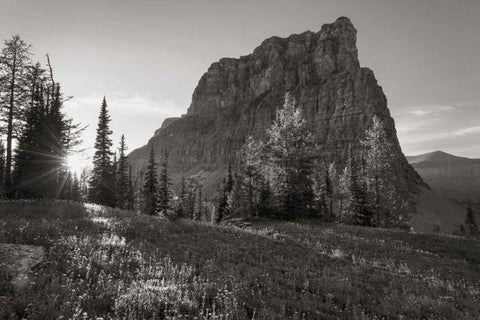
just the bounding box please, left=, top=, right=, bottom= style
left=0, top=201, right=479, bottom=319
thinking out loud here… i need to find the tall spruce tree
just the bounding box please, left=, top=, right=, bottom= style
left=361, top=116, right=392, bottom=226
left=13, top=74, right=76, bottom=198
left=71, top=173, right=82, bottom=202
left=89, top=97, right=115, bottom=206
left=238, top=136, right=264, bottom=215
left=158, top=148, right=172, bottom=214
left=116, top=135, right=129, bottom=209
left=348, top=155, right=374, bottom=226
left=264, top=93, right=316, bottom=219
left=0, top=141, right=5, bottom=198
left=0, top=35, right=32, bottom=194
left=112, top=152, right=118, bottom=207
left=465, top=205, right=479, bottom=237
left=127, top=166, right=135, bottom=210
left=142, top=147, right=158, bottom=215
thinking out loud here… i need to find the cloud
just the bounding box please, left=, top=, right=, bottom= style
left=411, top=110, right=428, bottom=116
left=65, top=92, right=186, bottom=117
left=453, top=126, right=480, bottom=136
left=393, top=101, right=480, bottom=157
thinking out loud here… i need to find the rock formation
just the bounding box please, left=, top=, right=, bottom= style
left=129, top=17, right=425, bottom=201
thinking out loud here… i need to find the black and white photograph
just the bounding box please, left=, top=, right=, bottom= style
left=0, top=0, right=479, bottom=319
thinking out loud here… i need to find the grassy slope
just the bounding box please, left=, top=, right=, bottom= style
left=0, top=201, right=479, bottom=319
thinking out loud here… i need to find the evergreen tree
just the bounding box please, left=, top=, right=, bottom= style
left=348, top=155, right=374, bottom=226
left=12, top=74, right=76, bottom=199
left=61, top=171, right=73, bottom=200
left=112, top=153, right=117, bottom=207
left=116, top=135, right=129, bottom=209
left=89, top=97, right=115, bottom=206
left=465, top=205, right=479, bottom=237
left=238, top=136, right=264, bottom=215
left=215, top=178, right=229, bottom=222
left=71, top=173, right=82, bottom=202
left=158, top=148, right=172, bottom=214
left=0, top=35, right=32, bottom=194
left=142, top=147, right=158, bottom=215
left=264, top=93, right=316, bottom=219
left=127, top=166, right=135, bottom=210
left=0, top=141, right=5, bottom=198
left=177, top=175, right=188, bottom=217
left=337, top=166, right=352, bottom=222
left=361, top=115, right=394, bottom=226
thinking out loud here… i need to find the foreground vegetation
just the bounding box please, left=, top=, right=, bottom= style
left=1, top=201, right=479, bottom=319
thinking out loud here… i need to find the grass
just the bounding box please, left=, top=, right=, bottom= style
left=0, top=201, right=479, bottom=319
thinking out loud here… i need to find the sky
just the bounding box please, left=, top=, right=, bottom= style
left=1, top=0, right=479, bottom=172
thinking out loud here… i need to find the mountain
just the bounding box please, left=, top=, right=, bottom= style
left=407, top=151, right=480, bottom=204
left=129, top=17, right=424, bottom=198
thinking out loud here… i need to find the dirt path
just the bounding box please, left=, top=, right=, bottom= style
left=0, top=243, right=45, bottom=289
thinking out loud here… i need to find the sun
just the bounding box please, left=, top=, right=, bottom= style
left=65, top=153, right=89, bottom=175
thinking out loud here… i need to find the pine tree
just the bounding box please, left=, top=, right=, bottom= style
left=238, top=136, right=264, bottom=215
left=0, top=35, right=32, bottom=195
left=361, top=115, right=397, bottom=226
left=89, top=97, right=115, bottom=206
left=12, top=74, right=75, bottom=199
left=349, top=155, right=374, bottom=226
left=158, top=148, right=172, bottom=214
left=71, top=173, right=82, bottom=202
left=127, top=166, right=135, bottom=210
left=116, top=135, right=129, bottom=209
left=465, top=205, right=479, bottom=237
left=177, top=175, right=188, bottom=217
left=0, top=141, right=5, bottom=198
left=337, top=166, right=352, bottom=222
left=215, top=178, right=229, bottom=222
left=62, top=172, right=73, bottom=200
left=142, top=147, right=158, bottom=215
left=264, top=93, right=316, bottom=219
left=112, top=153, right=117, bottom=207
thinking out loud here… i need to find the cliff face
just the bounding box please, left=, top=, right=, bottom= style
left=129, top=17, right=425, bottom=198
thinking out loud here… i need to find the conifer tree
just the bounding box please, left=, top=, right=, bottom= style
left=264, top=93, right=316, bottom=219
left=465, top=205, right=479, bottom=237
left=13, top=74, right=76, bottom=199
left=158, top=148, right=172, bottom=214
left=0, top=35, right=32, bottom=194
left=112, top=153, right=118, bottom=207
left=127, top=166, right=135, bottom=210
left=348, top=155, right=374, bottom=226
left=62, top=171, right=73, bottom=200
left=0, top=141, right=5, bottom=198
left=361, top=116, right=392, bottom=226
left=215, top=178, right=229, bottom=222
left=116, top=135, right=129, bottom=209
left=142, top=147, right=158, bottom=215
left=89, top=97, right=115, bottom=206
left=71, top=173, right=82, bottom=202
left=238, top=136, right=264, bottom=215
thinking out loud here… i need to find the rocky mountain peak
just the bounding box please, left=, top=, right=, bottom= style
left=129, top=17, right=426, bottom=200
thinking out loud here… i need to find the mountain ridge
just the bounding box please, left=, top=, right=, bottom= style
left=128, top=17, right=433, bottom=227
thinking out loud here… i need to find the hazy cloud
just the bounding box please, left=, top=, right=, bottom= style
left=66, top=92, right=185, bottom=117
left=454, top=126, right=480, bottom=136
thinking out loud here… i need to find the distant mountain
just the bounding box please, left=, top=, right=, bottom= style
left=407, top=151, right=480, bottom=204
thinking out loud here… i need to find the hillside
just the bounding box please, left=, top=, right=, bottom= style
left=407, top=151, right=480, bottom=204
left=1, top=201, right=480, bottom=319
left=128, top=17, right=425, bottom=200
